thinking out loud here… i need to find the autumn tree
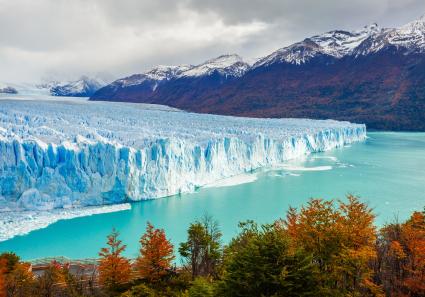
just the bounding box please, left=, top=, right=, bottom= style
left=0, top=258, right=6, bottom=297
left=5, top=262, right=33, bottom=297
left=0, top=253, right=19, bottom=274
left=336, top=195, right=380, bottom=295
left=136, top=222, right=175, bottom=282
left=281, top=196, right=380, bottom=296
left=98, top=228, right=131, bottom=291
left=376, top=211, right=425, bottom=296
left=35, top=261, right=65, bottom=297
left=179, top=215, right=222, bottom=279
left=0, top=252, right=34, bottom=297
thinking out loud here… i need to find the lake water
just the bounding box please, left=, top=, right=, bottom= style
left=0, top=132, right=424, bottom=261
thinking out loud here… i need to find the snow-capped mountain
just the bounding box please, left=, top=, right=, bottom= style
left=354, top=15, right=425, bottom=56
left=91, top=54, right=250, bottom=102
left=181, top=54, right=249, bottom=78
left=48, top=76, right=107, bottom=97
left=108, top=65, right=192, bottom=94
left=119, top=65, right=192, bottom=87
left=91, top=14, right=425, bottom=131
left=0, top=84, right=18, bottom=94
left=255, top=15, right=425, bottom=66
left=254, top=24, right=381, bottom=66
left=107, top=54, right=248, bottom=90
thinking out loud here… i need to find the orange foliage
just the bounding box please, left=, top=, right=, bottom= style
left=389, top=240, right=406, bottom=259
left=377, top=211, right=425, bottom=296
left=136, top=222, right=175, bottom=282
left=0, top=259, right=6, bottom=297
left=5, top=262, right=33, bottom=296
left=98, top=229, right=131, bottom=289
left=400, top=212, right=425, bottom=295
left=282, top=195, right=380, bottom=296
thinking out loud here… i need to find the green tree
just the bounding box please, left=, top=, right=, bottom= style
left=179, top=215, right=222, bottom=279
left=219, top=221, right=318, bottom=297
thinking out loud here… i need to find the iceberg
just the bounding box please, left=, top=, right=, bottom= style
left=0, top=98, right=366, bottom=220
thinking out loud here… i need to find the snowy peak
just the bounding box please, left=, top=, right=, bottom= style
left=116, top=65, right=192, bottom=88
left=310, top=23, right=381, bottom=57
left=354, top=16, right=425, bottom=56
left=254, top=23, right=381, bottom=67
left=146, top=65, right=192, bottom=80
left=254, top=39, right=325, bottom=67
left=253, top=14, right=425, bottom=67
left=49, top=76, right=107, bottom=97
left=181, top=54, right=250, bottom=78
left=112, top=54, right=249, bottom=90
left=0, top=83, right=18, bottom=94
left=387, top=16, right=425, bottom=50
left=401, top=14, right=425, bottom=32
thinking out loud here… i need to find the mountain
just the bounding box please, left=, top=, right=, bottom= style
left=91, top=54, right=250, bottom=104
left=91, top=65, right=192, bottom=101
left=47, top=76, right=107, bottom=97
left=0, top=84, right=18, bottom=94
left=91, top=15, right=425, bottom=131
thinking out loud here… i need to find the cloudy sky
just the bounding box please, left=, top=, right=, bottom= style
left=1, top=0, right=425, bottom=83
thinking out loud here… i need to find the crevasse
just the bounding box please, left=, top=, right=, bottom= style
left=0, top=99, right=366, bottom=211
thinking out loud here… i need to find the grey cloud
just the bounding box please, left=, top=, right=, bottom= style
left=1, top=0, right=425, bottom=83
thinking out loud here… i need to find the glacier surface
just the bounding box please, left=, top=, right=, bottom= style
left=0, top=97, right=366, bottom=239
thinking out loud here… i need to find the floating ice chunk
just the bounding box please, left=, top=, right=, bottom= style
left=204, top=173, right=258, bottom=188
left=278, top=165, right=333, bottom=171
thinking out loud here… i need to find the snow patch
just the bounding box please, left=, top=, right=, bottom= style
left=278, top=165, right=333, bottom=171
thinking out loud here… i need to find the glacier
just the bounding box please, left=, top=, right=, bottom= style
left=0, top=97, right=366, bottom=239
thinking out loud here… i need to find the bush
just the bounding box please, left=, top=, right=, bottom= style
left=188, top=277, right=214, bottom=297
left=121, top=283, right=157, bottom=297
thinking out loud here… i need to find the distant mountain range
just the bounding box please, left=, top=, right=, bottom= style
left=0, top=83, right=18, bottom=94
left=38, top=76, right=107, bottom=97
left=91, top=15, right=425, bottom=131
left=1, top=77, right=107, bottom=97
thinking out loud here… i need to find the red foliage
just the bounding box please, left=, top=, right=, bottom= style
left=98, top=229, right=131, bottom=289
left=136, top=222, right=175, bottom=282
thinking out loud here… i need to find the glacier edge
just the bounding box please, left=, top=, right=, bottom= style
left=1, top=126, right=366, bottom=210
left=0, top=99, right=366, bottom=213
left=0, top=99, right=367, bottom=241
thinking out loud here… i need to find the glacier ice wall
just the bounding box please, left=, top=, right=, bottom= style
left=0, top=99, right=366, bottom=211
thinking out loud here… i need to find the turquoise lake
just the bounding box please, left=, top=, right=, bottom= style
left=0, top=132, right=424, bottom=260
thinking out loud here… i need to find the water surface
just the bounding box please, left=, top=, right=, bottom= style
left=1, top=132, right=424, bottom=260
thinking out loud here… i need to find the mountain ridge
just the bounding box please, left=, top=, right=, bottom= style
left=91, top=15, right=425, bottom=131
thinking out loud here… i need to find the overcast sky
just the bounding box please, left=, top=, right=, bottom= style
left=1, top=0, right=425, bottom=83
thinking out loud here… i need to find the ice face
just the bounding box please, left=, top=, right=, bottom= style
left=0, top=98, right=366, bottom=212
